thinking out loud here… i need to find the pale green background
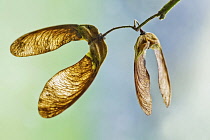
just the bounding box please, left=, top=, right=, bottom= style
left=1, top=0, right=210, bottom=140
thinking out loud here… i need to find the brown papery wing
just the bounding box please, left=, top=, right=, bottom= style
left=154, top=48, right=171, bottom=107
left=134, top=53, right=152, bottom=115
left=38, top=54, right=98, bottom=118
left=10, top=24, right=82, bottom=57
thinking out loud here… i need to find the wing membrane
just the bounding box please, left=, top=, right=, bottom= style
left=10, top=24, right=82, bottom=57
left=134, top=36, right=152, bottom=115
left=134, top=53, right=152, bottom=115
left=154, top=48, right=171, bottom=107
left=38, top=54, right=99, bottom=118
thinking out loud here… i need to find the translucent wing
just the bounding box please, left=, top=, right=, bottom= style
left=10, top=24, right=82, bottom=57
left=134, top=53, right=152, bottom=115
left=154, top=48, right=171, bottom=107
left=146, top=32, right=172, bottom=107
left=38, top=54, right=99, bottom=118
left=134, top=36, right=152, bottom=115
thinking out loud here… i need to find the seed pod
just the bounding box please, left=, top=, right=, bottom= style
left=134, top=32, right=171, bottom=115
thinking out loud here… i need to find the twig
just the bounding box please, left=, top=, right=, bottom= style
left=102, top=0, right=181, bottom=37
left=135, top=13, right=159, bottom=31
left=158, top=0, right=181, bottom=19
left=102, top=26, right=135, bottom=37
left=136, top=0, right=181, bottom=30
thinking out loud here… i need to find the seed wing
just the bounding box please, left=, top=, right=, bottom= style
left=154, top=48, right=171, bottom=107
left=134, top=53, right=152, bottom=115
left=38, top=54, right=99, bottom=118
left=134, top=36, right=152, bottom=115
left=10, top=24, right=82, bottom=57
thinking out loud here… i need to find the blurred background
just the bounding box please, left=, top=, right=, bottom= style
left=1, top=0, right=210, bottom=139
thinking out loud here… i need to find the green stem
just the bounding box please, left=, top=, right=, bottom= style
left=158, top=0, right=181, bottom=19
left=136, top=0, right=181, bottom=30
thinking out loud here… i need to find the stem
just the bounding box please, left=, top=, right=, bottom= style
left=102, top=0, right=181, bottom=37
left=102, top=25, right=135, bottom=37
left=158, top=0, right=181, bottom=19
left=136, top=0, right=181, bottom=30
left=135, top=13, right=159, bottom=31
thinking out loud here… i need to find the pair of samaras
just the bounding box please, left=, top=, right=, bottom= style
left=10, top=24, right=171, bottom=118
left=10, top=24, right=107, bottom=118
left=134, top=32, right=171, bottom=115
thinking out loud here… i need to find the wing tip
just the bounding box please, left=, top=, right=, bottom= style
left=138, top=98, right=152, bottom=116
left=10, top=43, right=26, bottom=57
left=38, top=106, right=59, bottom=118
left=163, top=92, right=172, bottom=108
left=38, top=99, right=58, bottom=118
left=143, top=108, right=152, bottom=116
left=10, top=46, right=18, bottom=57
left=38, top=111, right=52, bottom=118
